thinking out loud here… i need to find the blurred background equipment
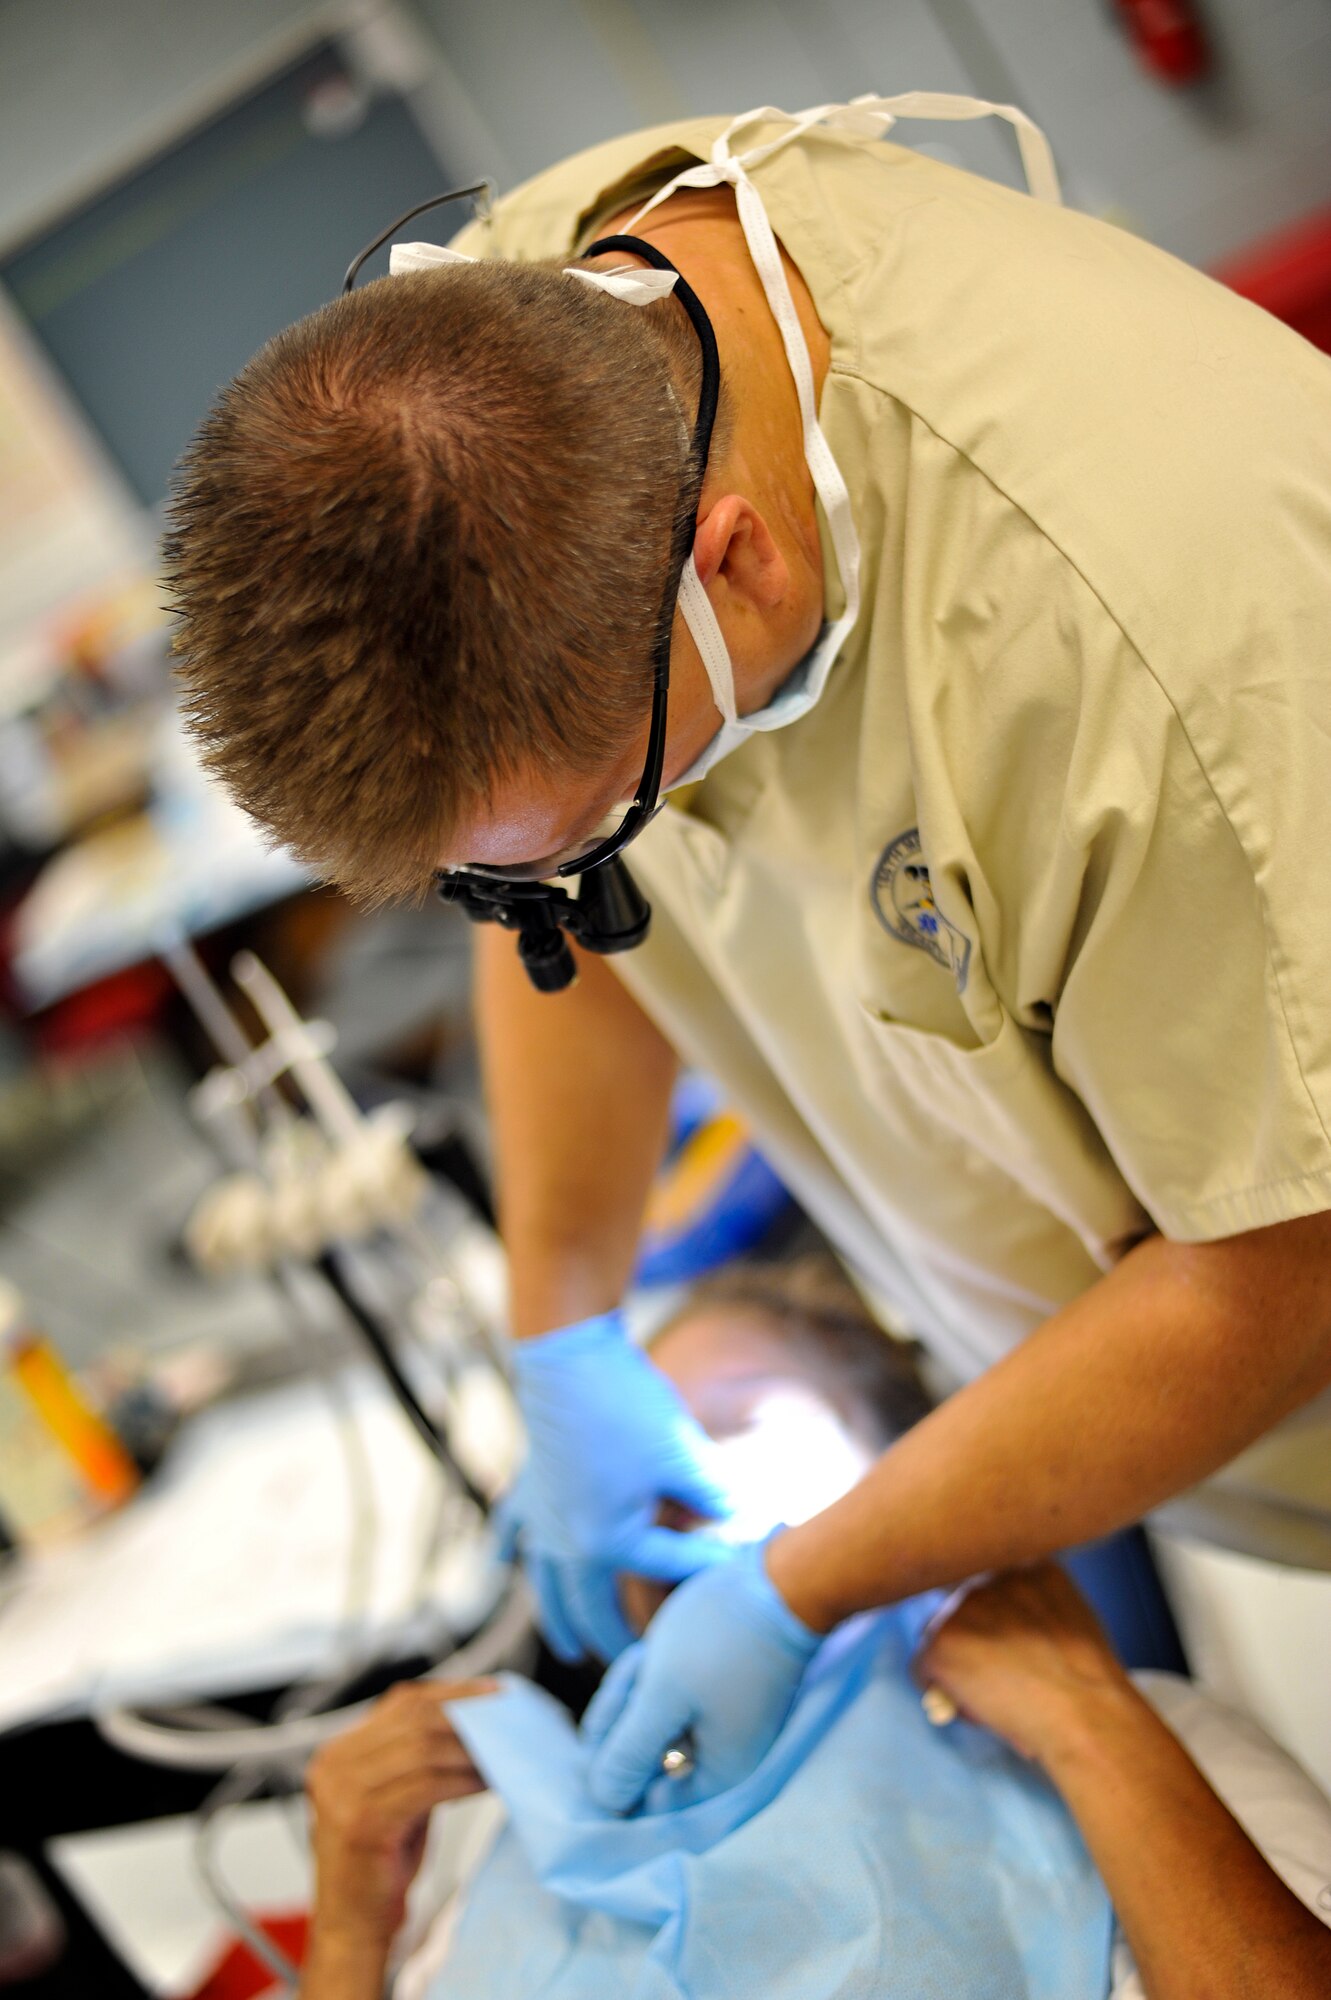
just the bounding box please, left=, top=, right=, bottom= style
left=1110, top=0, right=1212, bottom=86
left=0, top=946, right=527, bottom=2000
left=635, top=1072, right=795, bottom=1287
left=0, top=1854, right=66, bottom=1987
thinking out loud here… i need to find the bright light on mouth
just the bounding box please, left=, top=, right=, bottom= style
left=698, top=1387, right=874, bottom=1545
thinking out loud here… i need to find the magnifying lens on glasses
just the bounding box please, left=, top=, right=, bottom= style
left=341, top=192, right=721, bottom=992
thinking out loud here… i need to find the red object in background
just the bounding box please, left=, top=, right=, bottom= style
left=30, top=961, right=173, bottom=1056
left=1213, top=207, right=1331, bottom=357
left=1112, top=0, right=1210, bottom=85
left=182, top=1913, right=308, bottom=2000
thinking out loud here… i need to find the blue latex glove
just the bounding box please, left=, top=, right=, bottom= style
left=503, top=1311, right=734, bottom=1664
left=581, top=1538, right=821, bottom=1812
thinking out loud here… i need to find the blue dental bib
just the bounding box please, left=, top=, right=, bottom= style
left=434, top=1609, right=1112, bottom=1999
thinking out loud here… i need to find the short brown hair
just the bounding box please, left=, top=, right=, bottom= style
left=164, top=260, right=702, bottom=903
left=658, top=1256, right=934, bottom=1448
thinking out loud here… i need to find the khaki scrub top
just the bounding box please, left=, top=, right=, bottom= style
left=452, top=115, right=1331, bottom=1563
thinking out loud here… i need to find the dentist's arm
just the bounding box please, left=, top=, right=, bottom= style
left=475, top=925, right=676, bottom=1338
left=768, top=1214, right=1331, bottom=1630
left=476, top=928, right=731, bottom=1662
left=586, top=1213, right=1331, bottom=1805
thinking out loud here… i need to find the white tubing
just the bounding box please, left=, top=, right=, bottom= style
left=232, top=951, right=364, bottom=1147
left=94, top=1578, right=534, bottom=1770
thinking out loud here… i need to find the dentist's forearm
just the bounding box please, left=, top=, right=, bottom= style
left=768, top=1220, right=1331, bottom=1630
left=474, top=927, right=677, bottom=1338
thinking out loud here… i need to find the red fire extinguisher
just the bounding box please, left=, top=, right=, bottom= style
left=1112, top=0, right=1211, bottom=85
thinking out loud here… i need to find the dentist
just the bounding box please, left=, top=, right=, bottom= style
left=168, top=98, right=1331, bottom=1810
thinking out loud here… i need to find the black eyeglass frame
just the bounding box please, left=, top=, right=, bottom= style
left=341, top=182, right=496, bottom=295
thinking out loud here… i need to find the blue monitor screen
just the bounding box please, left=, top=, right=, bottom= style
left=1, top=41, right=467, bottom=509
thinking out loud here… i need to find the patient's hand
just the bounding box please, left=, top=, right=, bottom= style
left=921, top=1568, right=1331, bottom=2000
left=306, top=1677, right=495, bottom=1950
left=914, top=1565, right=1131, bottom=1766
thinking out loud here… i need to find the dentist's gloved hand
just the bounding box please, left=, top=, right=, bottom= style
left=503, top=1310, right=734, bottom=1664
left=581, top=1538, right=822, bottom=1812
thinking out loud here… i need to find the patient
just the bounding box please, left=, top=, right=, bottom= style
left=300, top=1261, right=1331, bottom=2000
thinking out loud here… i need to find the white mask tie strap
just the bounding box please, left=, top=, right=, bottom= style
left=678, top=553, right=738, bottom=725
left=625, top=116, right=863, bottom=672
left=563, top=264, right=679, bottom=305
left=831, top=91, right=1061, bottom=203
left=624, top=91, right=1064, bottom=704
left=389, top=242, right=680, bottom=311
left=704, top=93, right=1062, bottom=205
left=388, top=241, right=476, bottom=275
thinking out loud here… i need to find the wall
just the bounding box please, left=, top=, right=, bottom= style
left=968, top=0, right=1331, bottom=266
left=0, top=1, right=1327, bottom=270
left=413, top=0, right=1331, bottom=267
left=0, top=0, right=330, bottom=251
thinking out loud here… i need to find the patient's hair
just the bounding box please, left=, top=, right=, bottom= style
left=663, top=1256, right=933, bottom=1449
left=164, top=261, right=706, bottom=904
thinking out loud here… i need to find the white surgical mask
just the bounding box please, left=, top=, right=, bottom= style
left=665, top=551, right=840, bottom=789
left=391, top=94, right=1060, bottom=790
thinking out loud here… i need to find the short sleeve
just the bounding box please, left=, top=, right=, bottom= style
left=1044, top=647, right=1331, bottom=1242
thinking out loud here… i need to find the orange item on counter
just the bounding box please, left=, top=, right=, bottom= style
left=0, top=1278, right=138, bottom=1547
left=9, top=1335, right=139, bottom=1507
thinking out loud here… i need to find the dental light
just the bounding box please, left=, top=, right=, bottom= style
left=701, top=1386, right=875, bottom=1546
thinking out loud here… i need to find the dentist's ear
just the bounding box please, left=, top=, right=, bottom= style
left=693, top=496, right=790, bottom=611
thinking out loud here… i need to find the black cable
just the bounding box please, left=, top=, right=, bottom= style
left=341, top=182, right=493, bottom=294
left=312, top=1252, right=489, bottom=1512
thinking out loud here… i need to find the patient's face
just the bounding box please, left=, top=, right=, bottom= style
left=619, top=1305, right=879, bottom=1635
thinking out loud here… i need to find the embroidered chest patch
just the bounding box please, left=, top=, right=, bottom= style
left=871, top=828, right=972, bottom=991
